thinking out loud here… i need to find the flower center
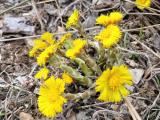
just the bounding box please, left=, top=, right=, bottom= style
left=104, top=32, right=111, bottom=39
left=49, top=93, right=59, bottom=103
left=141, top=0, right=146, bottom=4
left=108, top=76, right=121, bottom=91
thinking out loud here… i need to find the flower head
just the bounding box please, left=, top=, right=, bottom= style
left=66, top=39, right=86, bottom=59
left=66, top=9, right=79, bottom=29
left=136, top=0, right=151, bottom=10
left=96, top=15, right=109, bottom=26
left=37, top=44, right=58, bottom=66
left=41, top=32, right=55, bottom=45
left=95, top=65, right=133, bottom=102
left=58, top=33, right=72, bottom=46
left=29, top=32, right=55, bottom=57
left=96, top=12, right=123, bottom=26
left=35, top=67, right=49, bottom=80
left=95, top=25, right=122, bottom=48
left=29, top=39, right=48, bottom=57
left=109, top=12, right=123, bottom=24
left=62, top=73, right=73, bottom=84
left=38, top=76, right=67, bottom=118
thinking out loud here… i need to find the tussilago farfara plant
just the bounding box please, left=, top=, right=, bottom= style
left=29, top=9, right=133, bottom=118
left=135, top=0, right=151, bottom=10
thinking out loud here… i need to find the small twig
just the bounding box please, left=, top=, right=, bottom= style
left=125, top=97, right=142, bottom=120
left=1, top=23, right=160, bottom=42
left=79, top=102, right=110, bottom=109
left=126, top=12, right=160, bottom=16
left=92, top=109, right=122, bottom=120
left=116, top=45, right=152, bottom=67
left=122, top=24, right=160, bottom=32
left=149, top=92, right=160, bottom=109
left=92, top=3, right=120, bottom=12
left=31, top=0, right=45, bottom=32
left=0, top=0, right=30, bottom=15
left=0, top=26, right=100, bottom=42
left=13, top=0, right=56, bottom=10
left=128, top=33, right=160, bottom=59
left=155, top=111, right=160, bottom=120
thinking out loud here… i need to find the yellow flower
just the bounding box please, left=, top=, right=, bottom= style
left=29, top=39, right=48, bottom=57
left=62, top=73, right=73, bottom=84
left=96, top=15, right=109, bottom=26
left=96, top=12, right=123, bottom=26
left=135, top=0, right=151, bottom=10
left=37, top=44, right=58, bottom=66
left=95, top=65, right=133, bottom=102
left=35, top=67, right=49, bottom=80
left=41, top=32, right=55, bottom=45
left=95, top=25, right=122, bottom=48
left=66, top=9, right=79, bottom=29
left=109, top=12, right=123, bottom=24
left=29, top=32, right=55, bottom=57
left=29, top=47, right=38, bottom=57
left=38, top=76, right=67, bottom=118
left=66, top=39, right=86, bottom=59
left=58, top=33, right=72, bottom=46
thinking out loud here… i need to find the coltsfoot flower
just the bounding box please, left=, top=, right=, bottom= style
left=31, top=32, right=71, bottom=66
left=95, top=25, right=122, bottom=48
left=29, top=32, right=55, bottom=57
left=29, top=39, right=48, bottom=57
left=37, top=44, right=58, bottom=66
left=136, top=0, right=151, bottom=10
left=65, top=39, right=86, bottom=59
left=58, top=33, right=72, bottom=46
left=62, top=72, right=73, bottom=84
left=96, top=12, right=123, bottom=26
left=95, top=65, right=133, bottom=102
left=35, top=67, right=49, bottom=80
left=38, top=76, right=67, bottom=118
left=41, top=32, right=55, bottom=45
left=66, top=9, right=79, bottom=29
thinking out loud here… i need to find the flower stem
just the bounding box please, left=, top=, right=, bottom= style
left=79, top=50, right=102, bottom=75
left=65, top=90, right=96, bottom=100
left=61, top=65, right=92, bottom=86
left=74, top=58, right=93, bottom=76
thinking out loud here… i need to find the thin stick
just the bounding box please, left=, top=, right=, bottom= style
left=13, top=0, right=56, bottom=10
left=31, top=0, right=45, bottom=32
left=0, top=26, right=100, bottom=42
left=122, top=24, right=160, bottom=32
left=0, top=0, right=30, bottom=15
left=126, top=12, right=160, bottom=16
left=125, top=97, right=142, bottom=120
left=1, top=23, right=160, bottom=42
left=128, top=33, right=160, bottom=59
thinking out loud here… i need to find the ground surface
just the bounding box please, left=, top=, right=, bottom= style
left=0, top=0, right=160, bottom=120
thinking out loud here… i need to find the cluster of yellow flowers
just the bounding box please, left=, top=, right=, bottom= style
left=29, top=32, right=71, bottom=66
left=135, top=0, right=151, bottom=10
left=29, top=32, right=55, bottom=57
left=95, top=12, right=123, bottom=48
left=96, top=12, right=123, bottom=26
left=65, top=39, right=86, bottom=59
left=29, top=9, right=135, bottom=118
left=94, top=11, right=133, bottom=101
